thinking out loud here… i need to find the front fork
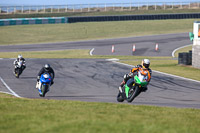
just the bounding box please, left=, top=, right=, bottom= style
left=124, top=83, right=135, bottom=98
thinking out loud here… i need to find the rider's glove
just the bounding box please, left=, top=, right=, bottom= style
left=137, top=64, right=142, bottom=68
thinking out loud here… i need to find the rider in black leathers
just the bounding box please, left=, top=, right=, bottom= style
left=37, top=64, right=55, bottom=85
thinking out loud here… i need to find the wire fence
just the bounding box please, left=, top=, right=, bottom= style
left=0, top=2, right=200, bottom=14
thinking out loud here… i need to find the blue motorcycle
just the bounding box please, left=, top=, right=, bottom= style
left=37, top=73, right=52, bottom=97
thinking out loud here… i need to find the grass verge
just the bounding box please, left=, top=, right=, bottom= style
left=0, top=19, right=196, bottom=45
left=0, top=93, right=200, bottom=133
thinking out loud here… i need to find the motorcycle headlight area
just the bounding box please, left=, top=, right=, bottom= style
left=43, top=74, right=49, bottom=78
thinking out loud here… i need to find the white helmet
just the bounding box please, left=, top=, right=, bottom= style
left=18, top=55, right=22, bottom=59
left=142, top=59, right=150, bottom=68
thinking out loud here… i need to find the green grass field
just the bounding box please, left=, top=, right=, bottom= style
left=0, top=19, right=196, bottom=45
left=0, top=93, right=200, bottom=133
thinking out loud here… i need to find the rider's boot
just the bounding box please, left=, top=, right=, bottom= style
left=118, top=81, right=125, bottom=93
left=13, top=68, right=16, bottom=74
left=36, top=82, right=39, bottom=90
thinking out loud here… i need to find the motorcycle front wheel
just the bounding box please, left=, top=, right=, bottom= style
left=41, top=85, right=48, bottom=97
left=126, top=85, right=141, bottom=103
left=117, top=92, right=124, bottom=102
left=15, top=69, right=20, bottom=78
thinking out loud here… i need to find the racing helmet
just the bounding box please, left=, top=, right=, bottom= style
left=18, top=55, right=22, bottom=59
left=44, top=64, right=50, bottom=71
left=142, top=59, right=150, bottom=69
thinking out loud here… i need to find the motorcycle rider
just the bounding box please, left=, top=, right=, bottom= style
left=13, top=54, right=26, bottom=74
left=119, top=59, right=152, bottom=93
left=36, top=64, right=55, bottom=91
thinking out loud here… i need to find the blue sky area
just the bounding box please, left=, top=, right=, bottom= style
left=0, top=0, right=199, bottom=6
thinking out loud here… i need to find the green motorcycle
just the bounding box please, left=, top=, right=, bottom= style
left=117, top=71, right=149, bottom=103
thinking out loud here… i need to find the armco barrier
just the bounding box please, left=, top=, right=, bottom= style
left=67, top=13, right=200, bottom=23
left=1, top=13, right=200, bottom=26
left=0, top=17, right=68, bottom=26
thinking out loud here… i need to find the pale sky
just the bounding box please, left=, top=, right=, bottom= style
left=0, top=0, right=197, bottom=6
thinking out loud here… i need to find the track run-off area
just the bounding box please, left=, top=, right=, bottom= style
left=0, top=33, right=200, bottom=109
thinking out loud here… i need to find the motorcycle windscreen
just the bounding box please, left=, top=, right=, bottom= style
left=135, top=73, right=148, bottom=87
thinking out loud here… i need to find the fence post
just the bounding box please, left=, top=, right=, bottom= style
left=88, top=4, right=90, bottom=12
left=58, top=6, right=60, bottom=13
left=121, top=3, right=123, bottom=11
left=51, top=6, right=53, bottom=13
left=155, top=3, right=157, bottom=10
left=36, top=7, right=38, bottom=13
left=81, top=5, right=82, bottom=12
left=189, top=2, right=191, bottom=9
left=105, top=3, right=107, bottom=11
left=44, top=6, right=45, bottom=13
left=198, top=2, right=200, bottom=8
left=7, top=7, right=9, bottom=14
left=147, top=3, right=148, bottom=10
left=172, top=3, right=173, bottom=9
left=138, top=3, right=139, bottom=10
left=113, top=4, right=115, bottom=11
left=73, top=5, right=75, bottom=12
left=65, top=5, right=68, bottom=12
left=29, top=7, right=31, bottom=14
left=180, top=2, right=182, bottom=9
left=130, top=3, right=132, bottom=11
left=164, top=3, right=166, bottom=10
left=97, top=4, right=99, bottom=12
left=22, top=6, right=23, bottom=13
left=14, top=7, right=16, bottom=14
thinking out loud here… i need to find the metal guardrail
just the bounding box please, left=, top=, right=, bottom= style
left=67, top=13, right=200, bottom=23
left=0, top=17, right=67, bottom=26
left=0, top=2, right=200, bottom=14
left=1, top=13, right=200, bottom=26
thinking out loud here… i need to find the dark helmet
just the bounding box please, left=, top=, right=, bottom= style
left=142, top=59, right=150, bottom=69
left=44, top=64, right=50, bottom=71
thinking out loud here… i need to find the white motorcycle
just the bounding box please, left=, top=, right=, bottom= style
left=14, top=61, right=26, bottom=78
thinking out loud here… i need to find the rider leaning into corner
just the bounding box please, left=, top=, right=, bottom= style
left=119, top=59, right=152, bottom=93
left=13, top=55, right=26, bottom=74
left=36, top=64, right=55, bottom=89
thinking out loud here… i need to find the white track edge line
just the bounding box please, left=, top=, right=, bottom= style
left=112, top=61, right=200, bottom=84
left=0, top=76, right=21, bottom=98
left=90, top=48, right=94, bottom=56
left=172, top=44, right=192, bottom=58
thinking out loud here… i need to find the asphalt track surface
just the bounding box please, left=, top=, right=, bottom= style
left=1, top=33, right=200, bottom=109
